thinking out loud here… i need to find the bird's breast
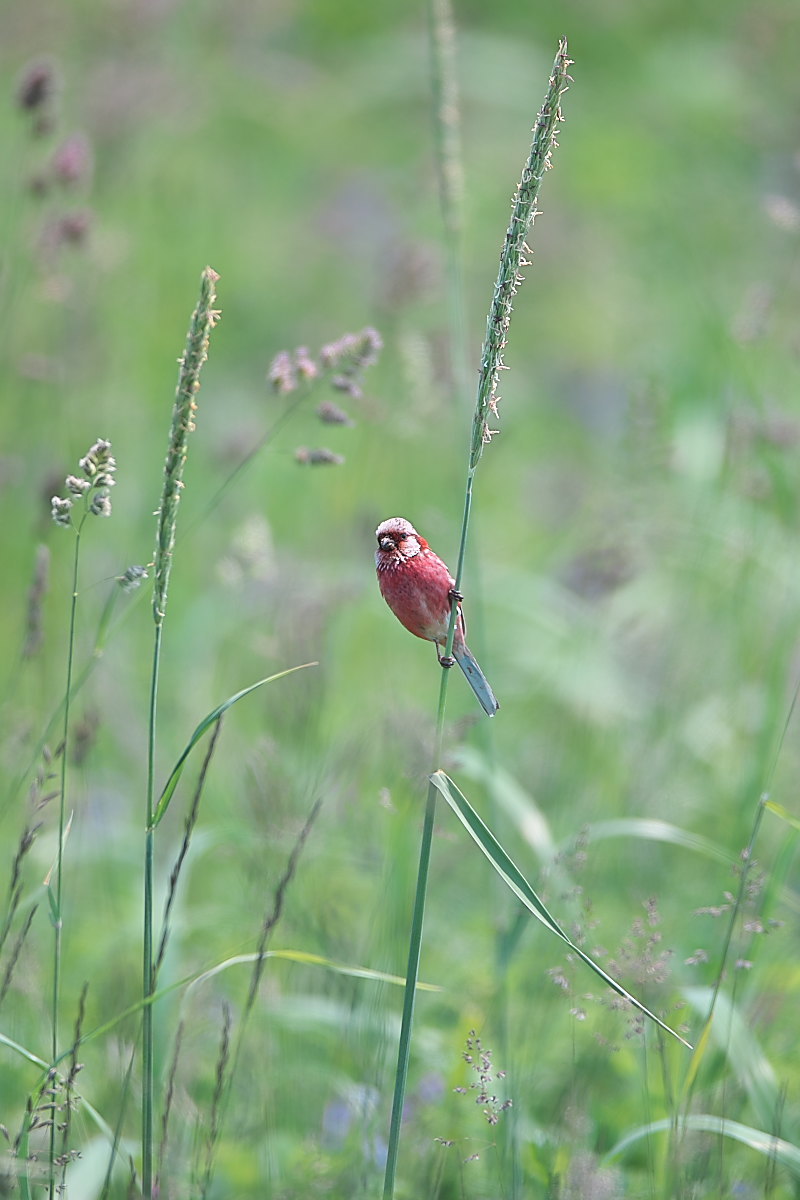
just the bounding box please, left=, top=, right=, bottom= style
left=377, top=552, right=455, bottom=643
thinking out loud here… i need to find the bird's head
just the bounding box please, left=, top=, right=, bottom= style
left=375, top=517, right=427, bottom=564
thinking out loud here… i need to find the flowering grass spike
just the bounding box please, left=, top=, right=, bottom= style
left=51, top=437, right=116, bottom=528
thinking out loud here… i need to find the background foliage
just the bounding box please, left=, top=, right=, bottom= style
left=2, top=1, right=799, bottom=1196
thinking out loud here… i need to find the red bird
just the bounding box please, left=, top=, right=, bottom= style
left=375, top=517, right=499, bottom=717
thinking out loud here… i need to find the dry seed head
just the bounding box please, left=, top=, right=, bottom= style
left=319, top=336, right=352, bottom=369
left=294, top=346, right=318, bottom=381
left=455, top=1030, right=512, bottom=1127
left=331, top=374, right=362, bottom=399
left=49, top=210, right=93, bottom=250
left=317, top=399, right=354, bottom=425
left=353, top=326, right=383, bottom=367
left=89, top=493, right=112, bottom=517
left=118, top=564, right=148, bottom=592
left=52, top=133, right=93, bottom=187
left=51, top=436, right=119, bottom=520
left=294, top=446, right=344, bottom=466
left=268, top=350, right=296, bottom=394
left=319, top=326, right=383, bottom=372
left=51, top=496, right=73, bottom=527
left=79, top=438, right=116, bottom=479
left=16, top=59, right=58, bottom=113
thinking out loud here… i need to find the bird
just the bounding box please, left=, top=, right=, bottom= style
left=375, top=516, right=499, bottom=717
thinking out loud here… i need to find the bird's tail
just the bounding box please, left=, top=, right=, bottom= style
left=453, top=644, right=499, bottom=717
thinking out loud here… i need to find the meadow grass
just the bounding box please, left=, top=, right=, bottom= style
left=1, top=3, right=800, bottom=1198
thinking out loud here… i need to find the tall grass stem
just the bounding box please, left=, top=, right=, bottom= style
left=48, top=517, right=83, bottom=1200
left=428, top=0, right=470, bottom=412
left=382, top=38, right=571, bottom=1199
left=142, top=266, right=220, bottom=1199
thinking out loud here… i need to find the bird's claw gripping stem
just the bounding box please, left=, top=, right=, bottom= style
left=440, top=589, right=462, bottom=667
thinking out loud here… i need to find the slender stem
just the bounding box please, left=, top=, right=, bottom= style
left=382, top=405, right=470, bottom=1200
left=53, top=524, right=82, bottom=1052
left=143, top=267, right=219, bottom=1199
left=142, top=627, right=161, bottom=1198
left=447, top=472, right=474, bottom=653
left=383, top=670, right=449, bottom=1200
left=429, top=16, right=520, bottom=1184
left=427, top=0, right=471, bottom=414
left=382, top=42, right=570, bottom=1198
left=49, top=514, right=83, bottom=1199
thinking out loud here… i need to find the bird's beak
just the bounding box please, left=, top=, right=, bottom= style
left=379, top=536, right=396, bottom=551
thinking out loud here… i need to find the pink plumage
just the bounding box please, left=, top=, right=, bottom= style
left=375, top=517, right=499, bottom=717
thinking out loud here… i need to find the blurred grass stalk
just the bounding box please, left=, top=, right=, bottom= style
left=143, top=267, right=220, bottom=1200
left=428, top=0, right=470, bottom=412
left=382, top=37, right=571, bottom=1200
left=47, top=506, right=82, bottom=1200
left=46, top=436, right=118, bottom=1199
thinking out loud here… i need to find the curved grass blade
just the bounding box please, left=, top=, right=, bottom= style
left=185, top=949, right=444, bottom=996
left=151, top=663, right=316, bottom=828
left=0, top=1031, right=48, bottom=1068
left=575, top=817, right=733, bottom=864
left=37, top=947, right=438, bottom=1065
left=430, top=770, right=691, bottom=1049
left=764, top=798, right=800, bottom=834
left=605, top=1113, right=800, bottom=1179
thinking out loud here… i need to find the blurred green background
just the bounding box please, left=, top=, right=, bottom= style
left=2, top=0, right=800, bottom=1196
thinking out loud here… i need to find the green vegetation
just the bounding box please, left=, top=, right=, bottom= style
left=1, top=2, right=799, bottom=1197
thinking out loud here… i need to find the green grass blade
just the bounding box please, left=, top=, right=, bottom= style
left=151, top=663, right=316, bottom=828
left=185, top=949, right=444, bottom=995
left=575, top=817, right=733, bottom=864
left=605, top=1114, right=800, bottom=1178
left=0, top=1032, right=48, bottom=1068
left=42, top=948, right=437, bottom=1061
left=430, top=770, right=692, bottom=1049
left=764, top=798, right=800, bottom=833
left=431, top=770, right=563, bottom=935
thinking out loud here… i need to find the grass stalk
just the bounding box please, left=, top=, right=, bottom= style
left=142, top=632, right=159, bottom=1200
left=427, top=0, right=470, bottom=412
left=142, top=266, right=220, bottom=1199
left=42, top=435, right=118, bottom=1194
left=47, top=512, right=86, bottom=1200
left=382, top=38, right=572, bottom=1200
left=427, top=17, right=521, bottom=1185
left=52, top=520, right=82, bottom=1043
